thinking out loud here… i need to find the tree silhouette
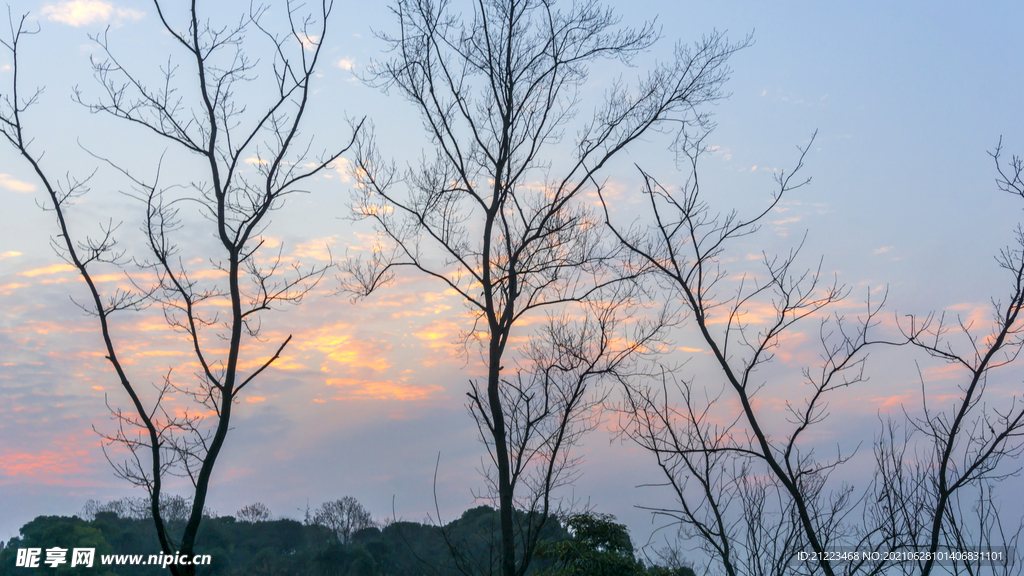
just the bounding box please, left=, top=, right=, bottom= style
left=872, top=141, right=1024, bottom=576
left=1, top=2, right=361, bottom=573
left=343, top=1, right=743, bottom=574
left=607, top=134, right=888, bottom=576
left=236, top=503, right=273, bottom=524
left=313, top=497, right=375, bottom=545
left=609, top=133, right=1024, bottom=575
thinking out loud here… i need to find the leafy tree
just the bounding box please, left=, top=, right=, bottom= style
left=534, top=512, right=694, bottom=576
left=535, top=512, right=640, bottom=576
left=5, top=503, right=692, bottom=576
left=0, top=516, right=117, bottom=576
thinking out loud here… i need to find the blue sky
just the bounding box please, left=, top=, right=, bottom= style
left=1, top=0, right=1023, bottom=557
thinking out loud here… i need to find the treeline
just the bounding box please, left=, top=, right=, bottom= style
left=0, top=499, right=695, bottom=576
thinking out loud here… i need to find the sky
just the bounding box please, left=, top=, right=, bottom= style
left=2, top=0, right=1024, bottom=560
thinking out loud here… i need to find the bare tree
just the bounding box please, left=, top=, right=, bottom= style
left=313, top=496, right=376, bottom=544
left=866, top=141, right=1024, bottom=576
left=608, top=123, right=1024, bottom=576
left=1, top=2, right=360, bottom=574
left=607, top=134, right=898, bottom=576
left=343, top=1, right=743, bottom=574
left=236, top=502, right=273, bottom=523
left=82, top=498, right=130, bottom=521
left=81, top=495, right=204, bottom=522
left=451, top=299, right=662, bottom=576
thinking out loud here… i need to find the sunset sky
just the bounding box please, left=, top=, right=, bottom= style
left=2, top=0, right=1024, bottom=555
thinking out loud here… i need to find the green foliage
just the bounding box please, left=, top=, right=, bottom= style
left=534, top=512, right=695, bottom=576
left=0, top=516, right=118, bottom=576
left=535, top=512, right=642, bottom=576
left=562, top=513, right=635, bottom=555
left=0, top=503, right=691, bottom=575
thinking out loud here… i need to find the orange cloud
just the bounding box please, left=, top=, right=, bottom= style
left=191, top=269, right=228, bottom=280
left=20, top=320, right=91, bottom=335
left=19, top=263, right=76, bottom=277
left=296, top=322, right=393, bottom=372
left=870, top=393, right=917, bottom=409
left=411, top=319, right=461, bottom=343
left=772, top=331, right=815, bottom=365
left=241, top=355, right=307, bottom=372
left=0, top=433, right=96, bottom=484
left=704, top=301, right=779, bottom=327
left=292, top=237, right=337, bottom=262
left=135, top=349, right=190, bottom=358
left=0, top=451, right=88, bottom=478
left=325, top=377, right=444, bottom=401
left=921, top=363, right=963, bottom=381
left=0, top=282, right=30, bottom=294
